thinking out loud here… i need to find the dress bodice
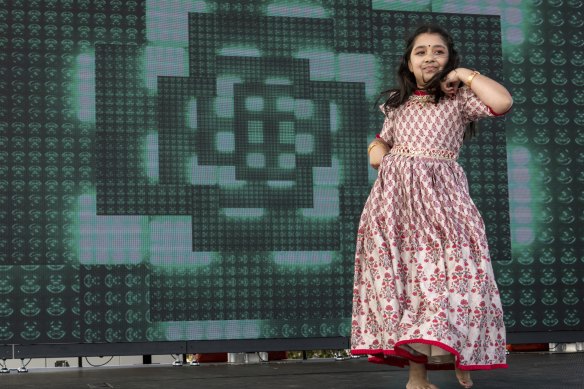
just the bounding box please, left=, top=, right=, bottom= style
left=378, top=87, right=498, bottom=157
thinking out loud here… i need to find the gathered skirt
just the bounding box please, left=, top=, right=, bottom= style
left=350, top=153, right=507, bottom=370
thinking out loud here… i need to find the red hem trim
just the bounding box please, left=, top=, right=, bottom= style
left=351, top=339, right=508, bottom=371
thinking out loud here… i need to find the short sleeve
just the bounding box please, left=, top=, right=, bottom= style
left=459, top=86, right=506, bottom=124
left=378, top=104, right=394, bottom=147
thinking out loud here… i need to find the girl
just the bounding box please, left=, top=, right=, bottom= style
left=350, top=25, right=512, bottom=389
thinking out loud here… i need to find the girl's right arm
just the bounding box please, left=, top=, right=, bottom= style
left=368, top=139, right=390, bottom=169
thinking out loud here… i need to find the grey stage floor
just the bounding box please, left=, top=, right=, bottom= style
left=1, top=352, right=583, bottom=389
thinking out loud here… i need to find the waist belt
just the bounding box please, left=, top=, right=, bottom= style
left=389, top=144, right=457, bottom=160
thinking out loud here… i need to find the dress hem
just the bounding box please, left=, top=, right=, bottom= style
left=351, top=338, right=508, bottom=371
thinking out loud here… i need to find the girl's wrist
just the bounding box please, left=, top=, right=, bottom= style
left=465, top=70, right=480, bottom=88
left=455, top=68, right=473, bottom=82
left=368, top=139, right=383, bottom=154
left=457, top=68, right=482, bottom=88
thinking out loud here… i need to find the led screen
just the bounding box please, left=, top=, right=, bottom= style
left=1, top=0, right=581, bottom=346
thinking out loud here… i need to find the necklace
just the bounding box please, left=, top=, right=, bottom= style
left=409, top=93, right=434, bottom=107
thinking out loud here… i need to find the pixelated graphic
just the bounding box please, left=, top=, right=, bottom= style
left=1, top=0, right=580, bottom=346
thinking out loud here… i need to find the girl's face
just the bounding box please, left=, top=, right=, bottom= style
left=408, top=33, right=449, bottom=88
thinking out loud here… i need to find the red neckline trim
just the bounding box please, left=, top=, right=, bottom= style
left=414, top=90, right=430, bottom=96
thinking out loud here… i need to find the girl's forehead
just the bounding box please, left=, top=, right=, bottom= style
left=412, top=33, right=447, bottom=48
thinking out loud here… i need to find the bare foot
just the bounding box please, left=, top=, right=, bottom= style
left=406, top=377, right=440, bottom=389
left=455, top=367, right=473, bottom=388
left=407, top=361, right=440, bottom=389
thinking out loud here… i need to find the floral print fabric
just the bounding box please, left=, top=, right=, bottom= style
left=350, top=87, right=508, bottom=371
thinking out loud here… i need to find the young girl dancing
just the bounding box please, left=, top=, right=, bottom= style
left=350, top=24, right=513, bottom=389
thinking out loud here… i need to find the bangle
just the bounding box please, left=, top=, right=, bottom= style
left=367, top=142, right=379, bottom=154
left=466, top=70, right=480, bottom=88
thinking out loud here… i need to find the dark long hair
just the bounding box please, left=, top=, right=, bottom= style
left=380, top=24, right=477, bottom=138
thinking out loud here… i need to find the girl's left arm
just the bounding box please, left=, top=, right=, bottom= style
left=442, top=68, right=513, bottom=114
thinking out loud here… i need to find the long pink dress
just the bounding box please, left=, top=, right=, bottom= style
left=350, top=87, right=508, bottom=371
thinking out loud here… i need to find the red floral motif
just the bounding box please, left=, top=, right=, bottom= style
left=351, top=87, right=507, bottom=371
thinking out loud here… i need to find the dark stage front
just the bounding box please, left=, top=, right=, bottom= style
left=1, top=353, right=583, bottom=389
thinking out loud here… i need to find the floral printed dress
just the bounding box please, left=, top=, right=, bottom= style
left=350, top=87, right=508, bottom=371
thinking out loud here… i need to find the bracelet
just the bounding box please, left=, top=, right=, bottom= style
left=367, top=142, right=380, bottom=154
left=466, top=70, right=480, bottom=88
